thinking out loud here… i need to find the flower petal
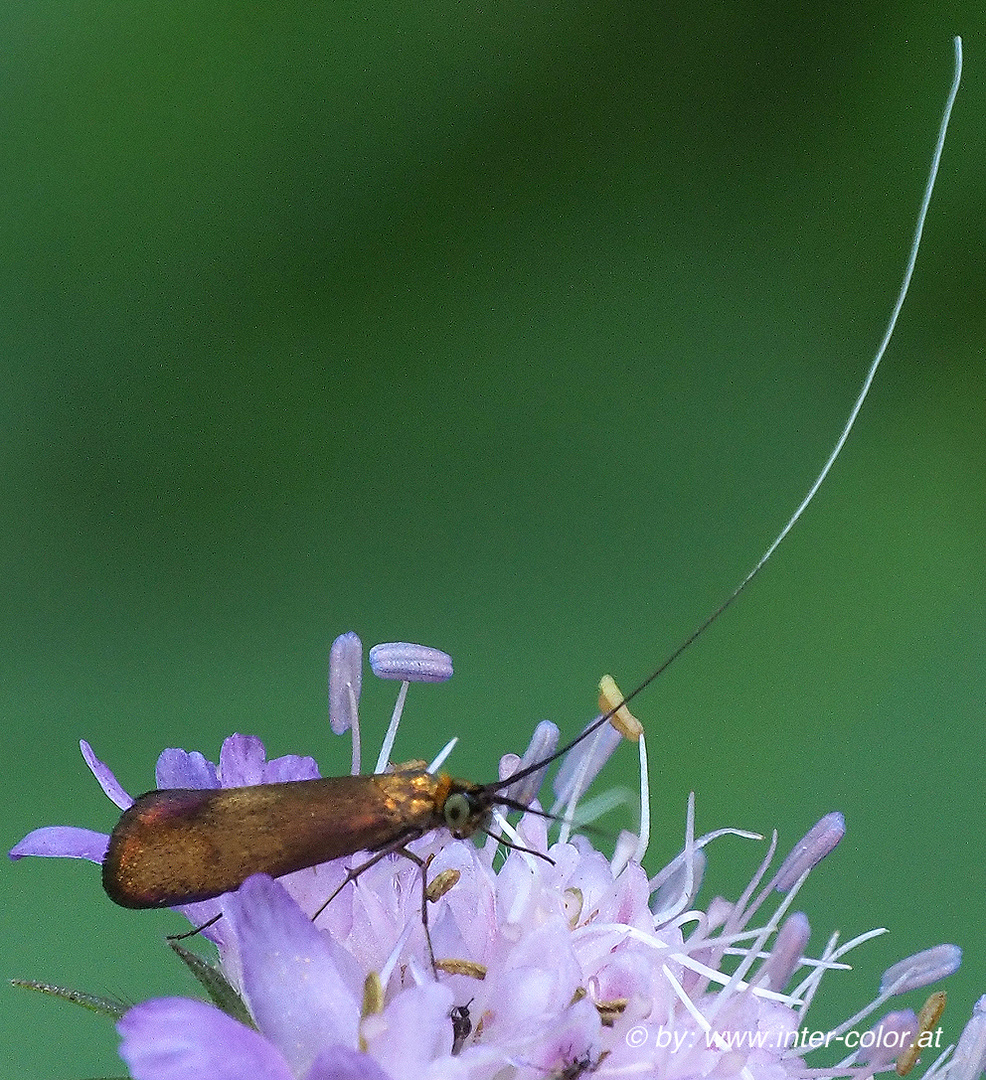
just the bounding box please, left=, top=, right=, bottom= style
left=217, top=735, right=270, bottom=786
left=155, top=748, right=219, bottom=790
left=9, top=825, right=109, bottom=863
left=361, top=983, right=454, bottom=1077
left=80, top=739, right=133, bottom=809
left=226, top=875, right=360, bottom=1078
left=117, top=997, right=294, bottom=1080
left=262, top=753, right=321, bottom=783
left=307, top=1045, right=393, bottom=1080
left=479, top=918, right=583, bottom=1044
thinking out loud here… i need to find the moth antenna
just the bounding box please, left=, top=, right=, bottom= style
left=492, top=792, right=560, bottom=819
left=490, top=36, right=962, bottom=796
left=477, top=822, right=554, bottom=864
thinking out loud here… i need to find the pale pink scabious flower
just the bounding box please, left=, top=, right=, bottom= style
left=10, top=635, right=983, bottom=1080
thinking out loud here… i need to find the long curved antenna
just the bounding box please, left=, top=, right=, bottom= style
left=490, top=37, right=962, bottom=795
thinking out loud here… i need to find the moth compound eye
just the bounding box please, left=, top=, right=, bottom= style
left=443, top=792, right=472, bottom=834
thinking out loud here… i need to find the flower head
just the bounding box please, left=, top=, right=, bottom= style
left=9, top=635, right=982, bottom=1080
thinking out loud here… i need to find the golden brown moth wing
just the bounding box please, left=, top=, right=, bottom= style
left=102, top=771, right=442, bottom=908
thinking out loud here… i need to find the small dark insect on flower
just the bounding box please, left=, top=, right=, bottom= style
left=551, top=1050, right=608, bottom=1079
left=450, top=1000, right=473, bottom=1055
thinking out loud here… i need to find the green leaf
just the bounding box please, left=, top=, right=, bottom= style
left=168, top=941, right=255, bottom=1028
left=9, top=978, right=127, bottom=1020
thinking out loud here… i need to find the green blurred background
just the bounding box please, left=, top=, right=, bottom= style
left=2, top=3, right=983, bottom=1076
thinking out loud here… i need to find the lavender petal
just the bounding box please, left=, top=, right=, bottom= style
left=225, top=875, right=360, bottom=1078
left=261, top=753, right=321, bottom=783
left=307, top=1046, right=394, bottom=1080
left=155, top=748, right=219, bottom=790
left=117, top=997, right=294, bottom=1080
left=217, top=734, right=320, bottom=785
left=9, top=826, right=109, bottom=864
left=217, top=734, right=270, bottom=786
left=80, top=739, right=133, bottom=809
left=362, top=983, right=454, bottom=1078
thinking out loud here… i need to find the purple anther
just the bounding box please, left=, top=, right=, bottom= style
left=950, top=996, right=986, bottom=1080
left=328, top=632, right=363, bottom=734
left=499, top=721, right=559, bottom=805
left=552, top=719, right=622, bottom=805
left=880, top=944, right=962, bottom=996
left=369, top=642, right=453, bottom=682
left=856, top=1010, right=920, bottom=1068
left=773, top=812, right=845, bottom=892
left=758, top=911, right=811, bottom=991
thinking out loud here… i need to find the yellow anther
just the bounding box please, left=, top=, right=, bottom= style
left=896, top=990, right=947, bottom=1076
left=598, top=674, right=643, bottom=741
left=426, top=868, right=460, bottom=902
